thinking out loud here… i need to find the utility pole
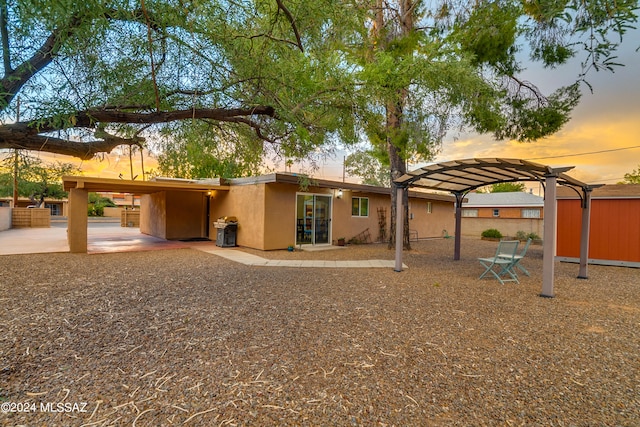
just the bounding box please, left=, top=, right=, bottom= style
left=12, top=97, right=20, bottom=207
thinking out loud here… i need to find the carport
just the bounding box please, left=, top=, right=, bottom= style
left=393, top=158, right=600, bottom=297
left=63, top=176, right=229, bottom=254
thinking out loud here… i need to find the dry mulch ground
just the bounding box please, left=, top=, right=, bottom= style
left=0, top=238, right=638, bottom=426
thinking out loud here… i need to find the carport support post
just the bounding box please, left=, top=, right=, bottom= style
left=541, top=174, right=558, bottom=297
left=394, top=185, right=404, bottom=272
left=68, top=187, right=88, bottom=253
left=577, top=188, right=593, bottom=279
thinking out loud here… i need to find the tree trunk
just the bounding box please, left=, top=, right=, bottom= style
left=387, top=102, right=411, bottom=250
left=383, top=0, right=414, bottom=250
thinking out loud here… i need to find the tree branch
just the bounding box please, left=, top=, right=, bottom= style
left=0, top=127, right=143, bottom=160
left=0, top=105, right=278, bottom=159
left=275, top=0, right=304, bottom=52
left=0, top=0, right=11, bottom=74
left=29, top=106, right=277, bottom=133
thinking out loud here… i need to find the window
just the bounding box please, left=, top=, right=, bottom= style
left=493, top=209, right=500, bottom=217
left=522, top=208, right=541, bottom=218
left=352, top=197, right=369, bottom=217
left=426, top=202, right=432, bottom=214
left=462, top=209, right=478, bottom=217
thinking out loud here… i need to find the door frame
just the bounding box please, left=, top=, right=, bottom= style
left=295, top=192, right=333, bottom=246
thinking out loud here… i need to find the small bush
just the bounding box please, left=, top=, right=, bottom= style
left=88, top=204, right=104, bottom=217
left=516, top=230, right=540, bottom=241
left=481, top=228, right=502, bottom=238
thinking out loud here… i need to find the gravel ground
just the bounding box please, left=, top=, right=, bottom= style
left=0, top=238, right=638, bottom=426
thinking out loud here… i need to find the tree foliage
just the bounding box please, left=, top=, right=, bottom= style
left=351, top=0, right=636, bottom=248
left=622, top=165, right=640, bottom=184
left=0, top=0, right=365, bottom=166
left=344, top=149, right=390, bottom=187
left=488, top=182, right=527, bottom=193
left=0, top=152, right=77, bottom=205
left=0, top=0, right=636, bottom=183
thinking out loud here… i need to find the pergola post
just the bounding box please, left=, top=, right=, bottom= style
left=541, top=173, right=559, bottom=297
left=68, top=187, right=88, bottom=253
left=577, top=188, right=593, bottom=279
left=394, top=185, right=404, bottom=272
left=453, top=192, right=464, bottom=261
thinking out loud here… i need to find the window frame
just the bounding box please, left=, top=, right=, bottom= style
left=522, top=208, right=541, bottom=218
left=462, top=208, right=478, bottom=217
left=351, top=197, right=369, bottom=217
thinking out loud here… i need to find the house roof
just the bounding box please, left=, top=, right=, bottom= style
left=395, top=158, right=590, bottom=193
left=228, top=173, right=457, bottom=202
left=462, top=191, right=544, bottom=207
left=556, top=183, right=640, bottom=199
left=62, top=173, right=456, bottom=202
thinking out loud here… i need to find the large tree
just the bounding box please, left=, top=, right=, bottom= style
left=353, top=0, right=637, bottom=248
left=0, top=0, right=364, bottom=163
left=0, top=153, right=76, bottom=206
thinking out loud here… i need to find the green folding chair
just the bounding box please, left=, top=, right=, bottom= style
left=478, top=240, right=520, bottom=285
left=505, top=238, right=532, bottom=277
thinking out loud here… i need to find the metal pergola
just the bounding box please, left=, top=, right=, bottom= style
left=393, top=158, right=602, bottom=297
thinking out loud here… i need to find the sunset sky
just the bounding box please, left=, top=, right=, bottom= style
left=37, top=28, right=640, bottom=190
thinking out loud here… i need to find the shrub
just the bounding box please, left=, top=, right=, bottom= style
left=481, top=228, right=502, bottom=239
left=88, top=204, right=104, bottom=217
left=516, top=230, right=540, bottom=241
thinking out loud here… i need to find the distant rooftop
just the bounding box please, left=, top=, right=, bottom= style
left=463, top=191, right=544, bottom=207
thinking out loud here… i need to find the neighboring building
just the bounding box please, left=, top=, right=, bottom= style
left=140, top=173, right=457, bottom=251
left=557, top=184, right=640, bottom=267
left=0, top=197, right=67, bottom=216
left=460, top=191, right=544, bottom=238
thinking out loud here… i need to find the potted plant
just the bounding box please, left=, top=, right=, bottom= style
left=336, top=237, right=346, bottom=246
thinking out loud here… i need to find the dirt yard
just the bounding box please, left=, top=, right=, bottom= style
left=1, top=238, right=638, bottom=426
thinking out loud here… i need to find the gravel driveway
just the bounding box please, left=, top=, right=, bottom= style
left=1, top=238, right=638, bottom=426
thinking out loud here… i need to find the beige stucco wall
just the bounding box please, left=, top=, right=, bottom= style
left=264, top=183, right=297, bottom=250
left=461, top=217, right=543, bottom=238
left=332, top=189, right=387, bottom=243
left=140, top=192, right=167, bottom=239
left=141, top=191, right=208, bottom=240
left=408, top=198, right=456, bottom=239
left=202, top=181, right=457, bottom=251
left=165, top=191, right=208, bottom=240
left=210, top=184, right=266, bottom=249
left=0, top=207, right=11, bottom=231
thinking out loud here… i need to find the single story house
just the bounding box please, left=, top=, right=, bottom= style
left=556, top=184, right=640, bottom=267
left=142, top=173, right=457, bottom=251
left=62, top=173, right=457, bottom=253
left=460, top=191, right=544, bottom=238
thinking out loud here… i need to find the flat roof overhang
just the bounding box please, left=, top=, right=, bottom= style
left=63, top=176, right=230, bottom=194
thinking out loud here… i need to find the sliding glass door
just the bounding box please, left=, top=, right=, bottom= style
left=296, top=194, right=331, bottom=245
